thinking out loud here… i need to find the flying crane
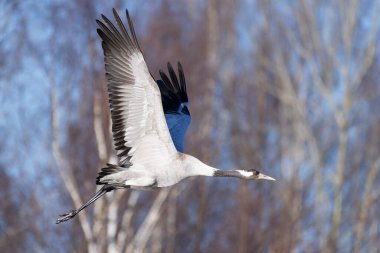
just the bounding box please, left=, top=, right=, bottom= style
left=57, top=9, right=275, bottom=224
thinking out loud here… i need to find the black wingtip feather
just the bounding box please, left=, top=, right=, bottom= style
left=177, top=62, right=187, bottom=96
left=96, top=28, right=103, bottom=37
left=125, top=9, right=142, bottom=52
left=167, top=62, right=180, bottom=92
left=157, top=62, right=189, bottom=114
left=112, top=9, right=133, bottom=45
left=96, top=8, right=141, bottom=55
left=96, top=164, right=124, bottom=185
left=96, top=9, right=144, bottom=167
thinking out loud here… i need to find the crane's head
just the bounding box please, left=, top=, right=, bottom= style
left=237, top=169, right=276, bottom=181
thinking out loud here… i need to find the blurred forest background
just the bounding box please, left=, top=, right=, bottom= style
left=1, top=0, right=380, bottom=252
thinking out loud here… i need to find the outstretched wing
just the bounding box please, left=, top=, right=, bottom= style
left=97, top=9, right=176, bottom=167
left=157, top=62, right=191, bottom=152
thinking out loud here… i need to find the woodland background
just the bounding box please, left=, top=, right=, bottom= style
left=1, top=0, right=380, bottom=252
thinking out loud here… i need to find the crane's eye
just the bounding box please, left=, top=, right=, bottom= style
left=254, top=170, right=260, bottom=176
left=181, top=106, right=190, bottom=115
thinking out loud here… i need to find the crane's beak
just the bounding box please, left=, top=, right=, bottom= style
left=257, top=173, right=276, bottom=181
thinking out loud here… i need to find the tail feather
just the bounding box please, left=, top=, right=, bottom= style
left=96, top=163, right=124, bottom=185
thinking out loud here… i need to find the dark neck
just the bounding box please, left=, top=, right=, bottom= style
left=213, top=170, right=245, bottom=179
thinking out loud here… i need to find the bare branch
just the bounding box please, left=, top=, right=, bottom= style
left=353, top=157, right=380, bottom=253
left=50, top=71, right=96, bottom=252
left=117, top=191, right=140, bottom=251
left=126, top=189, right=170, bottom=253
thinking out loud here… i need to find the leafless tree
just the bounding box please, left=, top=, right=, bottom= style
left=1, top=0, right=380, bottom=252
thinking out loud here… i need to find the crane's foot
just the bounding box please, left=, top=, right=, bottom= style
left=56, top=210, right=77, bottom=224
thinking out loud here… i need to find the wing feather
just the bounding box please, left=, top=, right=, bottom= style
left=157, top=62, right=191, bottom=152
left=97, top=9, right=176, bottom=166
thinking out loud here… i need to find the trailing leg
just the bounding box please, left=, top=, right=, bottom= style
left=56, top=184, right=116, bottom=224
